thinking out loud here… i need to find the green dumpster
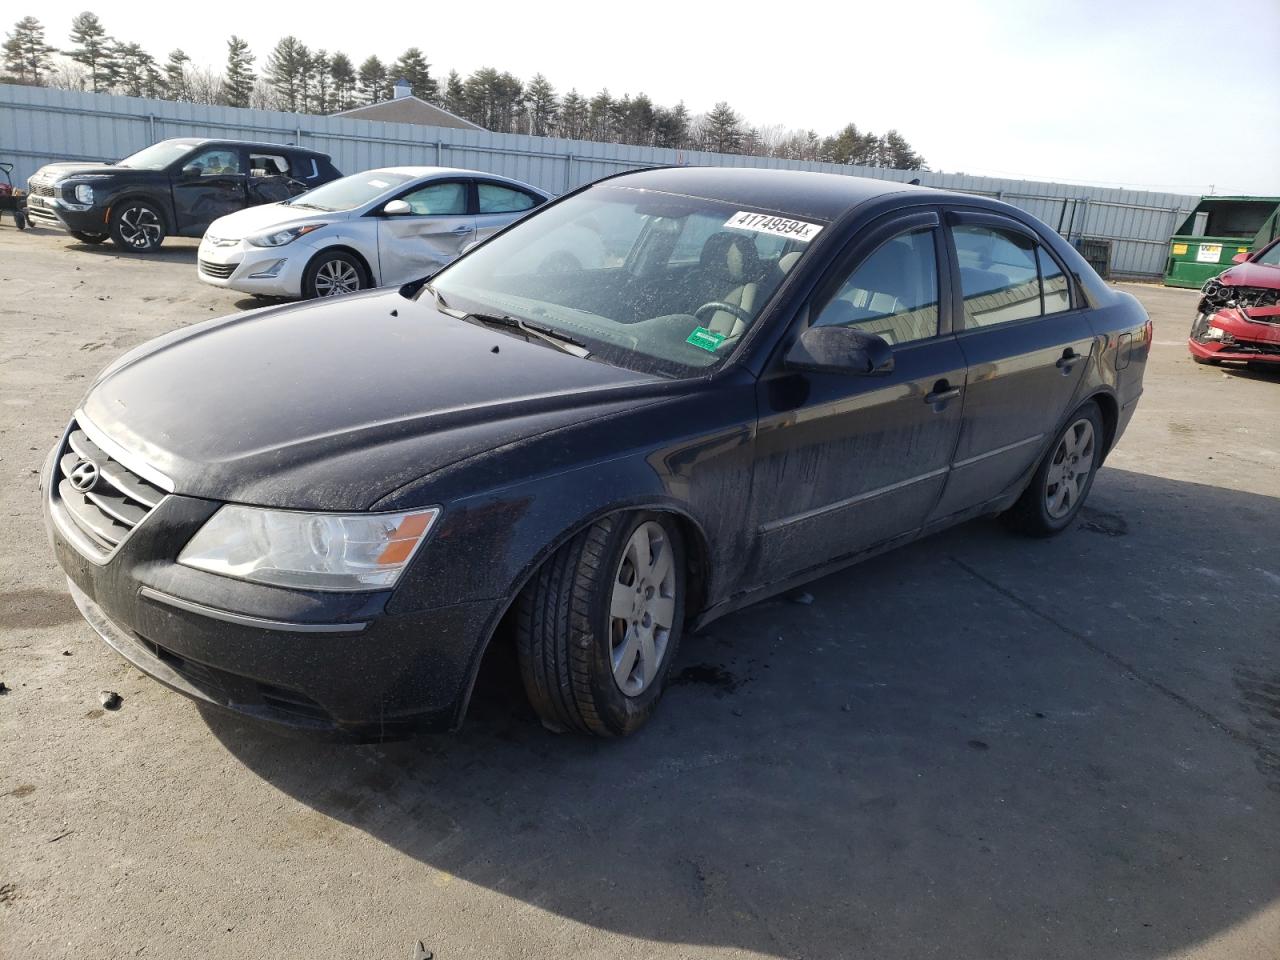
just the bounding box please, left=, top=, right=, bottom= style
left=1164, top=195, right=1280, bottom=288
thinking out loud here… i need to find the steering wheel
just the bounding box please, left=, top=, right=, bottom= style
left=693, top=301, right=753, bottom=326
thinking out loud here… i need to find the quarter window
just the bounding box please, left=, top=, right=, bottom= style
left=813, top=228, right=940, bottom=345
left=399, top=181, right=468, bottom=215
left=249, top=153, right=290, bottom=177
left=1039, top=246, right=1070, bottom=314
left=477, top=183, right=538, bottom=214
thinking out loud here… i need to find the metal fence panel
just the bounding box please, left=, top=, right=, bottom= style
left=1, top=82, right=1195, bottom=278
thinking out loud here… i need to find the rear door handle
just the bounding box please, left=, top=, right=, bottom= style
left=924, top=381, right=962, bottom=406
left=1056, top=348, right=1080, bottom=369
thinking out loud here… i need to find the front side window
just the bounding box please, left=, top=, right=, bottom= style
left=814, top=228, right=939, bottom=345
left=478, top=183, right=537, bottom=214
left=428, top=186, right=824, bottom=377
left=953, top=225, right=1042, bottom=327
left=189, top=149, right=241, bottom=176
left=400, top=181, right=468, bottom=215
left=1257, top=242, right=1280, bottom=267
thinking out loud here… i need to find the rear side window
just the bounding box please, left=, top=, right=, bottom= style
left=953, top=225, right=1040, bottom=327
left=400, top=181, right=468, bottom=215
left=249, top=153, right=290, bottom=177
left=478, top=183, right=538, bottom=214
left=813, top=228, right=940, bottom=345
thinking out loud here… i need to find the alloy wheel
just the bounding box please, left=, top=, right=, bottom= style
left=118, top=206, right=162, bottom=249
left=609, top=520, right=677, bottom=697
left=1045, top=418, right=1095, bottom=519
left=313, top=259, right=361, bottom=296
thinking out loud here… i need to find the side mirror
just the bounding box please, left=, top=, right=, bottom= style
left=785, top=325, right=894, bottom=376
left=1231, top=252, right=1250, bottom=264
left=180, top=164, right=201, bottom=180
left=382, top=199, right=412, bottom=216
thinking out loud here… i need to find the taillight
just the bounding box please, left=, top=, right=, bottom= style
left=1143, top=319, right=1153, bottom=345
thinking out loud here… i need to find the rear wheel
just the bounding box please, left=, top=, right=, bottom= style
left=70, top=230, right=107, bottom=244
left=1003, top=402, right=1104, bottom=537
left=516, top=513, right=685, bottom=736
left=109, top=201, right=165, bottom=252
left=303, top=251, right=367, bottom=299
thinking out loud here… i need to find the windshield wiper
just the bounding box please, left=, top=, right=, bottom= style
left=464, top=312, right=591, bottom=358
left=286, top=201, right=328, bottom=211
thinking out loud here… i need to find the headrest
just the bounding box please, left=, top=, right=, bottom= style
left=699, top=232, right=762, bottom=283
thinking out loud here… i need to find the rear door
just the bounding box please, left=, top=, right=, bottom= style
left=375, top=178, right=475, bottom=285
left=929, top=210, right=1096, bottom=519
left=746, top=209, right=968, bottom=585
left=472, top=181, right=545, bottom=245
left=171, top=145, right=247, bottom=235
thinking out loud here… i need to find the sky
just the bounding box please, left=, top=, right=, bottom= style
left=17, top=0, right=1280, bottom=195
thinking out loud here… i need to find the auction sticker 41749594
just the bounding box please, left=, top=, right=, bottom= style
left=724, top=211, right=824, bottom=243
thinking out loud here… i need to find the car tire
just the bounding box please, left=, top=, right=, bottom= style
left=1003, top=401, right=1105, bottom=538
left=108, top=201, right=166, bottom=252
left=516, top=512, right=686, bottom=737
left=70, top=230, right=107, bottom=244
left=303, top=251, right=368, bottom=299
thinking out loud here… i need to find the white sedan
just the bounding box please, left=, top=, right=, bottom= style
left=196, top=167, right=550, bottom=299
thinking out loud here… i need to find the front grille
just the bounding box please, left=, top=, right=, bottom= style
left=199, top=259, right=236, bottom=279
left=54, top=422, right=165, bottom=554
left=28, top=179, right=55, bottom=198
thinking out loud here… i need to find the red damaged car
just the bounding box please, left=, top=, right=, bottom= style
left=1189, top=237, right=1280, bottom=367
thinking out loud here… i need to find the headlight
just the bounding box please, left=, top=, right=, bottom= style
left=247, top=223, right=328, bottom=247
left=178, top=505, right=440, bottom=591
left=73, top=183, right=94, bottom=204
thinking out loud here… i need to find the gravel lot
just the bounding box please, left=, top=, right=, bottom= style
left=2, top=226, right=1278, bottom=960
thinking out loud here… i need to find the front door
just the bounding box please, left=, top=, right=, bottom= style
left=375, top=179, right=475, bottom=286
left=929, top=211, right=1097, bottom=519
left=747, top=210, right=967, bottom=586
left=171, top=146, right=247, bottom=235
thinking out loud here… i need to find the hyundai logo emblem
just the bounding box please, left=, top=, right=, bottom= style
left=69, top=458, right=100, bottom=492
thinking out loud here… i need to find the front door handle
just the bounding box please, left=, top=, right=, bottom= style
left=1055, top=348, right=1080, bottom=370
left=924, top=381, right=962, bottom=406
left=451, top=225, right=472, bottom=235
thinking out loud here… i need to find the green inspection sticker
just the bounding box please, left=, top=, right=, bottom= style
left=686, top=326, right=727, bottom=352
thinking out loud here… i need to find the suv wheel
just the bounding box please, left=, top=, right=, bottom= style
left=109, top=202, right=165, bottom=252
left=1003, top=401, right=1104, bottom=537
left=303, top=251, right=367, bottom=298
left=516, top=513, right=685, bottom=736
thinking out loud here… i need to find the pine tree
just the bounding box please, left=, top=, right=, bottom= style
left=67, top=12, right=115, bottom=92
left=558, top=89, right=588, bottom=139
left=265, top=36, right=307, bottom=111
left=163, top=49, right=190, bottom=100
left=390, top=47, right=435, bottom=101
left=441, top=69, right=465, bottom=116
left=702, top=101, right=744, bottom=153
left=113, top=42, right=161, bottom=98
left=223, top=36, right=254, bottom=108
left=880, top=129, right=925, bottom=170
left=357, top=55, right=387, bottom=105
left=524, top=73, right=557, bottom=137
left=308, top=49, right=330, bottom=113
left=654, top=102, right=690, bottom=149
left=3, top=16, right=55, bottom=85
left=588, top=89, right=613, bottom=141
left=329, top=51, right=355, bottom=110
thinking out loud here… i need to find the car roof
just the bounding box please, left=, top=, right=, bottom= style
left=156, top=137, right=328, bottom=158
left=602, top=166, right=939, bottom=222
left=370, top=165, right=543, bottom=186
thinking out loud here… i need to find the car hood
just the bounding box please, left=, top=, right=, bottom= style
left=31, top=162, right=158, bottom=181
left=1220, top=261, right=1280, bottom=290
left=80, top=290, right=665, bottom=511
left=205, top=203, right=348, bottom=240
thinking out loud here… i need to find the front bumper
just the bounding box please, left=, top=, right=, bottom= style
left=1188, top=307, right=1280, bottom=364
left=42, top=432, right=499, bottom=740
left=197, top=236, right=308, bottom=297
left=23, top=193, right=108, bottom=233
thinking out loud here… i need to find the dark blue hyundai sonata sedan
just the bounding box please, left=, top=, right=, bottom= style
left=43, top=166, right=1150, bottom=740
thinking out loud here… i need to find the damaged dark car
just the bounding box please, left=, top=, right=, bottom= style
left=43, top=167, right=1151, bottom=741
left=1188, top=236, right=1280, bottom=368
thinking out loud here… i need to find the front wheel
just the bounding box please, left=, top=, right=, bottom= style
left=516, top=513, right=686, bottom=736
left=1003, top=402, right=1104, bottom=537
left=109, top=202, right=165, bottom=252
left=303, top=251, right=367, bottom=299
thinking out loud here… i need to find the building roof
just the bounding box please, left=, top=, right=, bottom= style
left=331, top=96, right=484, bottom=131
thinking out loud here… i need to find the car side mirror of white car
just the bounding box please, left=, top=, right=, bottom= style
left=382, top=199, right=412, bottom=216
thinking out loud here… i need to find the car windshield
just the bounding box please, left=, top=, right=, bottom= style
left=427, top=186, right=823, bottom=377
left=117, top=140, right=201, bottom=170
left=284, top=171, right=415, bottom=212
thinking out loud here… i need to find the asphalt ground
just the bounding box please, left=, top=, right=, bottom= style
left=2, top=226, right=1277, bottom=959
